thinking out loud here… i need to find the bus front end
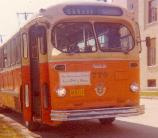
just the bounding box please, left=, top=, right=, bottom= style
left=48, top=4, right=144, bottom=124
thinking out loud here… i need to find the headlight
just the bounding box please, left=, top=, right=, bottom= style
left=130, top=82, right=139, bottom=92
left=56, top=87, right=67, bottom=97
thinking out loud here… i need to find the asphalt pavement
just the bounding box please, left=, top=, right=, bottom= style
left=0, top=98, right=158, bottom=138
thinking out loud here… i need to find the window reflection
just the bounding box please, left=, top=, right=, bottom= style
left=95, top=23, right=134, bottom=52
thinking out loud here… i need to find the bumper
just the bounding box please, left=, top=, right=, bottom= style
left=50, top=105, right=144, bottom=121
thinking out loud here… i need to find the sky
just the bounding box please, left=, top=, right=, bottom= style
left=0, top=0, right=111, bottom=42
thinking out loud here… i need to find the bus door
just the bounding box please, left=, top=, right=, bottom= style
left=22, top=25, right=49, bottom=126
left=28, top=26, right=41, bottom=119
left=28, top=25, right=49, bottom=123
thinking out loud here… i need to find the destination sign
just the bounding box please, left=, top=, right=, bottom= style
left=63, top=5, right=123, bottom=16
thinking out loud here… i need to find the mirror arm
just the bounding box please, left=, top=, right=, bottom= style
left=136, top=39, right=143, bottom=53
left=137, top=39, right=151, bottom=53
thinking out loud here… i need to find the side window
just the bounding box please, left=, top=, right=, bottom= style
left=10, top=41, right=13, bottom=65
left=0, top=48, right=3, bottom=69
left=12, top=39, right=16, bottom=65
left=3, top=45, right=7, bottom=68
left=7, top=43, right=11, bottom=67
left=16, top=35, right=21, bottom=64
left=10, top=40, right=16, bottom=66
left=22, top=33, right=28, bottom=58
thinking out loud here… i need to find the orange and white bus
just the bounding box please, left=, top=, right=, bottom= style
left=0, top=1, right=144, bottom=130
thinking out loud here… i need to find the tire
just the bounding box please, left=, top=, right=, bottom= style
left=25, top=121, right=40, bottom=131
left=99, top=118, right=115, bottom=125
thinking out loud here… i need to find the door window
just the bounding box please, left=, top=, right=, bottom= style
left=22, top=33, right=28, bottom=58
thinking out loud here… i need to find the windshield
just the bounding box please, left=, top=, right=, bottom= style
left=52, top=22, right=96, bottom=53
left=52, top=22, right=134, bottom=53
left=95, top=23, right=134, bottom=52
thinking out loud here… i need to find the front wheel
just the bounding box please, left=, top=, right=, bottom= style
left=99, top=118, right=115, bottom=125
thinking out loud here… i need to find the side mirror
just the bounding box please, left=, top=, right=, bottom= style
left=146, top=37, right=151, bottom=47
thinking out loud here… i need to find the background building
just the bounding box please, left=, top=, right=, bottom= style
left=112, top=0, right=158, bottom=92
left=112, top=0, right=127, bottom=8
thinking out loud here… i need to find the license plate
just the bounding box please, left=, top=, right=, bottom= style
left=69, top=89, right=85, bottom=96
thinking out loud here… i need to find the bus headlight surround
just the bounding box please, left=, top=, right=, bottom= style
left=56, top=87, right=67, bottom=97
left=130, top=82, right=139, bottom=92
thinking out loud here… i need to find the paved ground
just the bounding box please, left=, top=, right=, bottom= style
left=118, top=99, right=158, bottom=128
left=0, top=109, right=40, bottom=138
left=0, top=99, right=158, bottom=138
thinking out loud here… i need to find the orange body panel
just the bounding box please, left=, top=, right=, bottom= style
left=49, top=60, right=140, bottom=110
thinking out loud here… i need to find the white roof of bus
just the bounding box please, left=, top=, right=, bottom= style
left=38, top=1, right=119, bottom=17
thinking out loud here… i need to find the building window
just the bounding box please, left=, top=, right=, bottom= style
left=129, top=3, right=134, bottom=10
left=148, top=79, right=156, bottom=87
left=148, top=0, right=157, bottom=23
left=147, top=38, right=156, bottom=66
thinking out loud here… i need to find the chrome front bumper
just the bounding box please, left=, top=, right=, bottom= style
left=50, top=105, right=144, bottom=121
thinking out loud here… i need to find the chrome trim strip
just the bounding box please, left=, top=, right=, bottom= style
left=50, top=105, right=144, bottom=121
left=0, top=90, right=19, bottom=97
left=0, top=64, right=21, bottom=73
left=48, top=58, right=139, bottom=62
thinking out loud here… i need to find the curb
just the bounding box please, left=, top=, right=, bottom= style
left=141, top=96, right=158, bottom=100
left=0, top=113, right=41, bottom=138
